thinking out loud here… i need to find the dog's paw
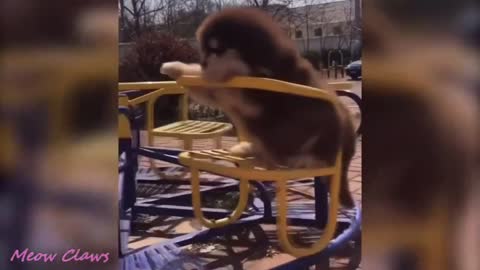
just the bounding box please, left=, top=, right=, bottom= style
left=229, top=141, right=254, bottom=157
left=160, top=61, right=187, bottom=79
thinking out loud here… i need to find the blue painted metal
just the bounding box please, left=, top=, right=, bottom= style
left=163, top=215, right=265, bottom=246
left=136, top=182, right=240, bottom=204
left=137, top=147, right=182, bottom=166
left=314, top=177, right=329, bottom=228
left=271, top=207, right=362, bottom=270
left=134, top=203, right=256, bottom=220
left=137, top=177, right=232, bottom=186
left=140, top=147, right=183, bottom=156
left=250, top=181, right=272, bottom=218
left=121, top=207, right=360, bottom=270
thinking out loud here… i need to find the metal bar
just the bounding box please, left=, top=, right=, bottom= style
left=140, top=147, right=183, bottom=156
left=137, top=148, right=182, bottom=165
left=137, top=182, right=240, bottom=205
left=251, top=182, right=272, bottom=218
left=133, top=204, right=252, bottom=220
left=164, top=216, right=265, bottom=246
left=314, top=177, right=329, bottom=229
left=136, top=178, right=231, bottom=186
left=272, top=207, right=361, bottom=270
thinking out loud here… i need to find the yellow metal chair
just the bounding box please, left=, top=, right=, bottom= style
left=118, top=82, right=233, bottom=177
left=176, top=76, right=346, bottom=257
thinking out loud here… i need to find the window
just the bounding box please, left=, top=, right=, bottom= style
left=295, top=30, right=303, bottom=38
left=314, top=27, right=323, bottom=37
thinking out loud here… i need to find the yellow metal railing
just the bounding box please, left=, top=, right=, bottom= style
left=118, top=82, right=188, bottom=176
left=118, top=82, right=233, bottom=180
left=176, top=76, right=344, bottom=257
left=118, top=82, right=188, bottom=142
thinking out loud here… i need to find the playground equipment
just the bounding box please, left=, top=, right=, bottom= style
left=119, top=82, right=233, bottom=179
left=119, top=76, right=362, bottom=269
left=178, top=76, right=348, bottom=256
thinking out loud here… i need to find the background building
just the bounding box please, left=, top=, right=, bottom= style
left=119, top=0, right=362, bottom=64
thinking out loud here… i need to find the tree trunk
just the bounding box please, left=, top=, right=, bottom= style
left=132, top=0, right=141, bottom=37
left=305, top=12, right=310, bottom=51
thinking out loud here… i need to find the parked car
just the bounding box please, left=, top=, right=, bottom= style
left=345, top=60, right=362, bottom=80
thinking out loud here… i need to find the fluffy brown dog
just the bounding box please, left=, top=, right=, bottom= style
left=161, top=7, right=356, bottom=208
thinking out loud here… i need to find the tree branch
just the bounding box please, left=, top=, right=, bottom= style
left=123, top=6, right=135, bottom=16
left=141, top=7, right=165, bottom=16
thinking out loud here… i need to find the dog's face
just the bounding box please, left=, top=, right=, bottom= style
left=195, top=8, right=296, bottom=82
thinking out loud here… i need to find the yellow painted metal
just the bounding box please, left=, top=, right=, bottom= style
left=118, top=81, right=233, bottom=178
left=118, top=95, right=132, bottom=139
left=179, top=151, right=337, bottom=180
left=118, top=82, right=189, bottom=175
left=276, top=151, right=341, bottom=257
left=117, top=82, right=232, bottom=142
left=327, top=81, right=353, bottom=90
left=191, top=167, right=251, bottom=228
left=178, top=149, right=342, bottom=257
left=119, top=95, right=129, bottom=107
left=2, top=48, right=116, bottom=147
left=2, top=48, right=115, bottom=106
left=176, top=75, right=344, bottom=257
left=118, top=114, right=132, bottom=139
left=152, top=120, right=232, bottom=139
left=128, top=84, right=183, bottom=106
left=177, top=76, right=340, bottom=105
left=119, top=81, right=180, bottom=92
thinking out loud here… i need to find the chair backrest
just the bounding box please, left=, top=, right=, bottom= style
left=177, top=76, right=344, bottom=140
left=176, top=76, right=347, bottom=257
left=118, top=82, right=188, bottom=133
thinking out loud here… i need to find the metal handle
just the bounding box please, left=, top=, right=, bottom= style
left=275, top=152, right=342, bottom=257
left=190, top=167, right=250, bottom=228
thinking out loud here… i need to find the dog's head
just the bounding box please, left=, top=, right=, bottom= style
left=195, top=7, right=298, bottom=82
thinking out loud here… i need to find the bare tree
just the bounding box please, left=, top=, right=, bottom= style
left=245, top=0, right=270, bottom=8
left=291, top=0, right=331, bottom=51
left=120, top=0, right=167, bottom=39
left=303, top=1, right=315, bottom=51
left=339, top=0, right=361, bottom=58
left=341, top=0, right=355, bottom=54
left=243, top=0, right=296, bottom=21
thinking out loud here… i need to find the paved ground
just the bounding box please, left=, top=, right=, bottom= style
left=130, top=79, right=362, bottom=269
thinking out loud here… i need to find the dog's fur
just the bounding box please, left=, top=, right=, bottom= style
left=161, top=8, right=356, bottom=208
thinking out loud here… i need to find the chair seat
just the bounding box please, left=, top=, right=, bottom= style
left=179, top=149, right=338, bottom=181
left=152, top=120, right=232, bottom=139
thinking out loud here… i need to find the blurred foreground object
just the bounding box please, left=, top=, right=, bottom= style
left=1, top=47, right=118, bottom=270
left=0, top=4, right=118, bottom=269
left=364, top=2, right=480, bottom=270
